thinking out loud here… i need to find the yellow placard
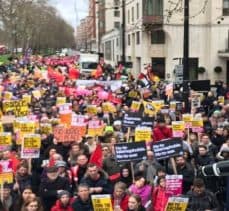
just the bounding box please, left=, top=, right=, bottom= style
left=182, top=114, right=193, bottom=123
left=143, top=101, right=156, bottom=116
left=88, top=126, right=104, bottom=137
left=102, top=103, right=116, bottom=113
left=23, top=135, right=41, bottom=148
left=0, top=133, right=11, bottom=146
left=152, top=100, right=164, bottom=112
left=4, top=92, right=13, bottom=100
left=166, top=197, right=189, bottom=211
left=40, top=124, right=52, bottom=134
left=22, top=95, right=32, bottom=104
left=32, top=90, right=41, bottom=99
left=0, top=123, right=3, bottom=132
left=131, top=101, right=141, bottom=111
left=218, top=96, right=225, bottom=104
left=191, top=119, right=203, bottom=128
left=172, top=121, right=185, bottom=131
left=87, top=105, right=98, bottom=115
left=135, top=128, right=152, bottom=142
left=56, top=97, right=66, bottom=106
left=19, top=122, right=36, bottom=134
left=91, top=195, right=113, bottom=211
left=0, top=172, right=13, bottom=184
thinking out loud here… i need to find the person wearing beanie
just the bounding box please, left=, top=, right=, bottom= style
left=51, top=190, right=74, bottom=211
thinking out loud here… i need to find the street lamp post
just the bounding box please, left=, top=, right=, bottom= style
left=121, top=0, right=126, bottom=64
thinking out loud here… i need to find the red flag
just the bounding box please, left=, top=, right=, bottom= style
left=89, top=144, right=103, bottom=168
left=49, top=156, right=56, bottom=167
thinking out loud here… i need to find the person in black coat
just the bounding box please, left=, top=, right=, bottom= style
left=80, top=163, right=112, bottom=194
left=72, top=184, right=93, bottom=211
left=194, top=145, right=215, bottom=168
left=39, top=166, right=71, bottom=211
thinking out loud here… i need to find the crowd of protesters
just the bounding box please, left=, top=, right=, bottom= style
left=0, top=54, right=228, bottom=211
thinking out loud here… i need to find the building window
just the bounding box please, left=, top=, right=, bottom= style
left=114, top=10, right=120, bottom=17
left=136, top=3, right=139, bottom=19
left=136, top=31, right=140, bottom=44
left=151, top=30, right=165, bottom=44
left=223, top=0, right=229, bottom=15
left=114, top=22, right=120, bottom=29
left=143, top=0, right=163, bottom=16
left=131, top=6, right=134, bottom=22
left=128, top=34, right=131, bottom=45
left=128, top=10, right=130, bottom=23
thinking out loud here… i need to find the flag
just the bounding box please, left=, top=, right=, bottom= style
left=89, top=144, right=103, bottom=168
left=49, top=156, right=56, bottom=167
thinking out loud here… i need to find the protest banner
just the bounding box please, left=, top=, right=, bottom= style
left=21, top=134, right=41, bottom=158
left=53, top=125, right=86, bottom=142
left=135, top=127, right=152, bottom=142
left=56, top=97, right=66, bottom=106
left=40, top=123, right=52, bottom=134
left=114, top=141, right=147, bottom=162
left=88, top=120, right=104, bottom=137
left=166, top=175, right=183, bottom=196
left=91, top=195, right=113, bottom=211
left=87, top=105, right=98, bottom=115
left=131, top=101, right=141, bottom=111
left=0, top=133, right=11, bottom=151
left=172, top=121, right=185, bottom=138
left=166, top=197, right=189, bottom=211
left=152, top=138, right=183, bottom=161
left=122, top=112, right=142, bottom=128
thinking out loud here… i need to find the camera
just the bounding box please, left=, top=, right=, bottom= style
left=201, top=160, right=229, bottom=177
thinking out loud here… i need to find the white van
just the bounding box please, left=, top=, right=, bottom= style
left=79, top=53, right=99, bottom=74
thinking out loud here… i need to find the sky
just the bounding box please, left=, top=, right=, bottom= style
left=49, top=0, right=89, bottom=28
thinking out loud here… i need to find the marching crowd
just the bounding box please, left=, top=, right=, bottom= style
left=0, top=55, right=228, bottom=211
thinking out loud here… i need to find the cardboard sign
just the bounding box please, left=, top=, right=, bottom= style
left=88, top=120, right=104, bottom=137
left=114, top=141, right=147, bottom=162
left=40, top=123, right=53, bottom=134
left=182, top=114, right=193, bottom=128
left=166, top=175, right=183, bottom=196
left=21, top=134, right=41, bottom=158
left=53, top=125, right=86, bottom=142
left=91, top=195, right=113, bottom=211
left=0, top=133, right=11, bottom=151
left=172, top=121, right=185, bottom=138
left=122, top=112, right=142, bottom=128
left=152, top=138, right=183, bottom=160
left=166, top=197, right=189, bottom=211
left=56, top=97, right=66, bottom=106
left=87, top=105, right=98, bottom=115
left=135, top=127, right=152, bottom=142
left=131, top=101, right=141, bottom=111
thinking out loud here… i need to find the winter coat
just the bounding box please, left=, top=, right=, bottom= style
left=103, top=155, right=121, bottom=176
left=194, top=154, right=215, bottom=168
left=51, top=198, right=74, bottom=211
left=187, top=190, right=219, bottom=211
left=39, top=176, right=71, bottom=211
left=153, top=186, right=169, bottom=211
left=15, top=173, right=32, bottom=194
left=112, top=194, right=129, bottom=211
left=71, top=197, right=93, bottom=211
left=81, top=173, right=113, bottom=194
left=129, top=184, right=152, bottom=206
left=153, top=126, right=172, bottom=142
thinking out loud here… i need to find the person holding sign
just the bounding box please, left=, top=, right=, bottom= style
left=186, top=178, right=219, bottom=211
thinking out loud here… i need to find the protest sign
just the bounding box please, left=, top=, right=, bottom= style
left=143, top=101, right=156, bottom=116
left=141, top=116, right=154, bottom=127
left=40, top=123, right=52, bottom=134
left=122, top=112, right=142, bottom=128
left=172, top=121, right=185, bottom=138
left=19, top=121, right=36, bottom=134
left=182, top=114, right=193, bottom=128
left=4, top=92, right=12, bottom=100
left=0, top=123, right=3, bottom=133
left=3, top=99, right=28, bottom=113
left=218, top=96, right=225, bottom=104
left=131, top=101, right=141, bottom=111
left=56, top=97, right=66, bottom=106
left=88, top=120, right=104, bottom=137
left=0, top=160, right=13, bottom=184
left=22, top=94, right=31, bottom=104
left=114, top=141, right=147, bottom=162
left=59, top=112, right=72, bottom=126
left=166, top=197, right=189, bottom=211
left=191, top=118, right=203, bottom=133
left=152, top=138, right=183, bottom=160
left=102, top=102, right=116, bottom=113
left=32, top=90, right=41, bottom=99
left=71, top=114, right=87, bottom=126
left=91, top=195, right=113, bottom=211
left=53, top=125, right=86, bottom=142
left=135, top=127, right=152, bottom=142
left=59, top=103, right=72, bottom=113
left=21, top=134, right=41, bottom=158
left=166, top=175, right=183, bottom=196
left=191, top=92, right=202, bottom=111
left=0, top=133, right=11, bottom=151
left=87, top=105, right=98, bottom=115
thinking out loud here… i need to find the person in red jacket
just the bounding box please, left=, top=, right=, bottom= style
left=51, top=190, right=74, bottom=211
left=112, top=182, right=129, bottom=211
left=153, top=117, right=172, bottom=142
left=153, top=177, right=169, bottom=211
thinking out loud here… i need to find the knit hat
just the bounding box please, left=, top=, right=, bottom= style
left=55, top=160, right=67, bottom=168
left=58, top=190, right=70, bottom=199
left=46, top=166, right=58, bottom=173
